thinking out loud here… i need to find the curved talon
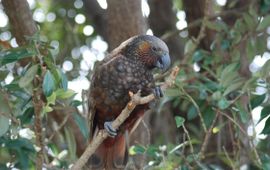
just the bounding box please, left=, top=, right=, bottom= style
left=153, top=86, right=163, bottom=98
left=104, top=121, right=117, bottom=137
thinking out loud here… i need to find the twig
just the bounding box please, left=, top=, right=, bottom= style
left=71, top=66, right=180, bottom=170
left=33, top=84, right=44, bottom=170
left=33, top=66, right=46, bottom=170
left=161, top=6, right=248, bottom=42
left=199, top=110, right=220, bottom=159
left=46, top=114, right=71, bottom=144
left=179, top=86, right=207, bottom=133
left=217, top=109, right=247, bottom=136
left=182, top=124, right=204, bottom=168
left=223, top=146, right=237, bottom=170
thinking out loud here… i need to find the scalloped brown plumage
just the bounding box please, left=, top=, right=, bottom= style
left=87, top=35, right=170, bottom=169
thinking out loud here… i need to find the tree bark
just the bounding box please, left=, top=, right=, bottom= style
left=106, top=0, right=147, bottom=50
left=83, top=0, right=107, bottom=42
left=2, top=0, right=37, bottom=46
left=148, top=0, right=184, bottom=61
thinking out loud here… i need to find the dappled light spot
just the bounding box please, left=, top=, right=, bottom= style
left=193, top=62, right=201, bottom=72
left=146, top=29, right=153, bottom=35
left=97, top=0, right=107, bottom=9
left=71, top=47, right=81, bottom=59
left=67, top=9, right=76, bottom=18
left=75, top=14, right=86, bottom=24
left=46, top=12, right=56, bottom=22
left=0, top=31, right=11, bottom=41
left=83, top=25, right=94, bottom=36
left=91, top=36, right=108, bottom=53
left=74, top=0, right=83, bottom=9
left=5, top=73, right=14, bottom=84
left=27, top=0, right=36, bottom=9
left=141, top=0, right=150, bottom=17
left=0, top=9, right=8, bottom=27
left=33, top=8, right=46, bottom=23
left=63, top=60, right=73, bottom=72
left=249, top=53, right=270, bottom=72
left=10, top=38, right=18, bottom=47
left=216, top=0, right=227, bottom=6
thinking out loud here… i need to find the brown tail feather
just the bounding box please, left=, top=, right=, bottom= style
left=86, top=134, right=128, bottom=170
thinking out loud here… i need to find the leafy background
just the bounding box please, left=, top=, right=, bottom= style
left=0, top=0, right=270, bottom=169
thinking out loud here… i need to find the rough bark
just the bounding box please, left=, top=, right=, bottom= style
left=2, top=0, right=38, bottom=66
left=183, top=0, right=215, bottom=50
left=2, top=0, right=37, bottom=46
left=83, top=0, right=107, bottom=41
left=148, top=0, right=184, bottom=61
left=106, top=0, right=147, bottom=50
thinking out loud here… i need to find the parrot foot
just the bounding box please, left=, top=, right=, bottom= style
left=153, top=86, right=163, bottom=98
left=104, top=121, right=117, bottom=137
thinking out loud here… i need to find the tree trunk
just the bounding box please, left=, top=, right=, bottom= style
left=106, top=0, right=147, bottom=50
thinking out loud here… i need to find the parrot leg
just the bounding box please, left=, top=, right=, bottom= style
left=104, top=121, right=117, bottom=137
left=153, top=86, right=163, bottom=98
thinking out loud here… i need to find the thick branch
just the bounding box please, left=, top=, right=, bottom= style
left=2, top=0, right=37, bottom=46
left=71, top=66, right=180, bottom=170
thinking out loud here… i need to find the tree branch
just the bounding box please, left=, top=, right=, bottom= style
left=71, top=66, right=180, bottom=170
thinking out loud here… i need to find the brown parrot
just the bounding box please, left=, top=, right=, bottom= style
left=87, top=35, right=171, bottom=169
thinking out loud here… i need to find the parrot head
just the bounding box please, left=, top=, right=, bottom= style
left=123, top=35, right=171, bottom=72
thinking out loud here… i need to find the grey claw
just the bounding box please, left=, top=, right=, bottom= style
left=104, top=121, right=117, bottom=137
left=153, top=86, right=163, bottom=98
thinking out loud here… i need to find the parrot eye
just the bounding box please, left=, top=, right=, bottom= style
left=152, top=46, right=158, bottom=51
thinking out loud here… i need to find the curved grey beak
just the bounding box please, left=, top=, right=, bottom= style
left=155, top=53, right=171, bottom=72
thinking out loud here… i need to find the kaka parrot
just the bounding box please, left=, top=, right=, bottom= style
left=87, top=35, right=171, bottom=169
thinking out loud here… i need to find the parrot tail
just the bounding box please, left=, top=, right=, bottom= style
left=87, top=134, right=128, bottom=170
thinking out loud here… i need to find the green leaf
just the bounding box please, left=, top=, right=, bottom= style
left=165, top=88, right=181, bottom=97
left=187, top=106, right=198, bottom=120
left=221, top=39, right=230, bottom=50
left=0, top=115, right=9, bottom=137
left=72, top=113, right=89, bottom=140
left=236, top=103, right=249, bottom=123
left=259, top=106, right=270, bottom=123
left=192, top=50, right=203, bottom=62
left=44, top=105, right=53, bottom=112
left=146, top=146, right=159, bottom=158
left=0, top=91, right=11, bottom=134
left=19, top=65, right=38, bottom=88
left=203, top=107, right=216, bottom=128
left=243, top=13, right=256, bottom=29
left=55, top=89, right=75, bottom=99
left=184, top=39, right=195, bottom=55
left=175, top=116, right=185, bottom=128
left=218, top=97, right=230, bottom=110
left=223, top=78, right=244, bottom=96
left=129, top=145, right=145, bottom=155
left=205, top=20, right=223, bottom=31
left=257, top=15, right=270, bottom=31
left=220, top=63, right=239, bottom=87
left=0, top=48, right=35, bottom=65
left=250, top=94, right=266, bottom=109
left=0, top=70, right=8, bottom=80
left=71, top=100, right=82, bottom=107
left=261, top=117, right=270, bottom=134
left=18, top=107, right=34, bottom=125
left=64, top=127, right=76, bottom=161
left=47, top=92, right=56, bottom=105
left=42, top=70, right=56, bottom=97
left=60, top=70, right=68, bottom=90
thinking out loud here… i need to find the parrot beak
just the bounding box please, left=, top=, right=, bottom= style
left=155, top=53, right=171, bottom=72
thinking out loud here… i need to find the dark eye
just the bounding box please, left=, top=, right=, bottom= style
left=152, top=47, right=158, bottom=51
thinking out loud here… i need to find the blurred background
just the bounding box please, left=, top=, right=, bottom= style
left=0, top=0, right=270, bottom=169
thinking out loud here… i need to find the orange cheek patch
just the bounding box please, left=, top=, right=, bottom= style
left=138, top=41, right=151, bottom=52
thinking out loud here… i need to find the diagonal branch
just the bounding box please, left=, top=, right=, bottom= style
left=71, top=66, right=180, bottom=170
